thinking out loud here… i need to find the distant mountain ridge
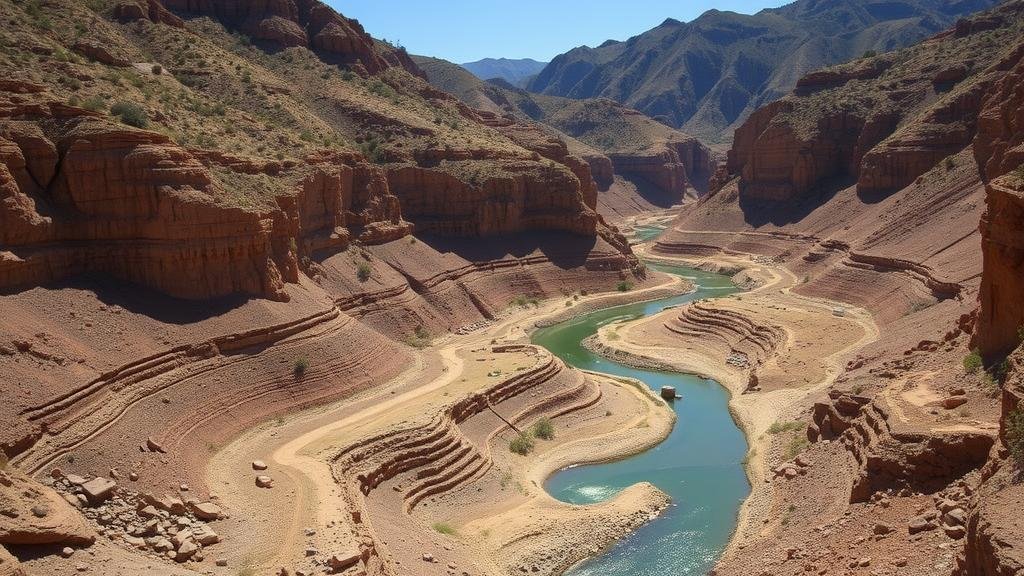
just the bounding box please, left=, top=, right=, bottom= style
left=528, top=0, right=999, bottom=144
left=461, top=57, right=548, bottom=87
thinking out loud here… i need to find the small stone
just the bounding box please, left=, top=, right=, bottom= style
left=216, top=558, right=229, bottom=567
left=175, top=540, right=198, bottom=561
left=146, top=437, right=166, bottom=453
left=423, top=553, right=435, bottom=563
left=61, top=547, right=75, bottom=558
left=256, top=476, right=274, bottom=489
left=252, top=460, right=268, bottom=471
left=872, top=523, right=893, bottom=535
left=189, top=501, right=223, bottom=520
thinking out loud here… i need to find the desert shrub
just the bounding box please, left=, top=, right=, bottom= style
left=356, top=263, right=372, bottom=282
left=509, top=432, right=534, bottom=456
left=405, top=325, right=432, bottom=349
left=293, top=358, right=309, bottom=378
left=617, top=281, right=634, bottom=292
left=1007, top=408, right=1024, bottom=465
left=357, top=136, right=386, bottom=164
left=861, top=50, right=877, bottom=58
left=768, top=421, right=805, bottom=435
left=367, top=79, right=396, bottom=99
left=531, top=418, right=555, bottom=441
left=785, top=435, right=810, bottom=460
left=110, top=101, right=148, bottom=128
left=432, top=522, right=456, bottom=535
left=964, top=349, right=983, bottom=373
left=945, top=157, right=956, bottom=170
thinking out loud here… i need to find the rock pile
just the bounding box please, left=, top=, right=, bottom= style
left=48, top=471, right=225, bottom=565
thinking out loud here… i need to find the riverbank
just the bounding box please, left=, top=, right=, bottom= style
left=202, top=268, right=694, bottom=576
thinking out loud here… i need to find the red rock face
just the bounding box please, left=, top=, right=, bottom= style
left=975, top=179, right=1024, bottom=359
left=385, top=162, right=599, bottom=238
left=0, top=88, right=413, bottom=302
left=974, top=43, right=1024, bottom=183
left=156, top=0, right=423, bottom=77
left=609, top=137, right=713, bottom=197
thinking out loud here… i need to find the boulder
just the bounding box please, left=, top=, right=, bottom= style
left=80, top=477, right=116, bottom=505
left=327, top=549, right=361, bottom=572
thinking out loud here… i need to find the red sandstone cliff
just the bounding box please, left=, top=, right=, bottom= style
left=0, top=83, right=415, bottom=301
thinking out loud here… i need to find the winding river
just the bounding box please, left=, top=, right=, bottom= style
left=532, top=253, right=751, bottom=575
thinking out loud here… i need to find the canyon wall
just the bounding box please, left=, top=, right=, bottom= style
left=723, top=3, right=1024, bottom=204
left=0, top=83, right=420, bottom=301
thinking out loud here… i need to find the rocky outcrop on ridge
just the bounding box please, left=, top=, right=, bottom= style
left=723, top=1, right=1024, bottom=203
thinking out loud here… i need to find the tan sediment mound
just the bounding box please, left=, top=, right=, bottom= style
left=321, top=347, right=672, bottom=576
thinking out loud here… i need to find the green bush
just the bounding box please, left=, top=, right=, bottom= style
left=1007, top=408, right=1024, bottom=465
left=293, top=358, right=309, bottom=378
left=617, top=281, right=634, bottom=292
left=509, top=432, right=534, bottom=456
left=110, top=101, right=148, bottom=128
left=531, top=418, right=555, bottom=441
left=964, top=349, right=984, bottom=373
left=356, top=263, right=372, bottom=282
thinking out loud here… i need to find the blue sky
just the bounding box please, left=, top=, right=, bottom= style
left=326, top=1, right=789, bottom=63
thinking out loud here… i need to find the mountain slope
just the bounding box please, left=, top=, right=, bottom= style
left=415, top=55, right=715, bottom=220
left=529, top=0, right=999, bottom=144
left=461, top=57, right=547, bottom=87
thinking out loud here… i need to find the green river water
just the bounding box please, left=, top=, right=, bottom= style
left=531, top=245, right=750, bottom=575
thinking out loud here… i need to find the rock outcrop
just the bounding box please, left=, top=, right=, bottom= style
left=724, top=3, right=1024, bottom=203
left=811, top=392, right=994, bottom=503
left=156, top=0, right=422, bottom=77
left=0, top=469, right=95, bottom=547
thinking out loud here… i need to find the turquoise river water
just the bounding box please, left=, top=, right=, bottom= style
left=532, top=257, right=751, bottom=576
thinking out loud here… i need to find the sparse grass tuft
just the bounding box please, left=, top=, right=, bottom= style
left=768, top=421, right=805, bottom=435
left=432, top=522, right=457, bottom=535
left=531, top=418, right=555, bottom=441
left=356, top=263, right=372, bottom=282
left=293, top=358, right=309, bottom=378
left=785, top=436, right=810, bottom=460
left=617, top=281, right=634, bottom=292
left=1007, top=408, right=1024, bottom=465
left=509, top=432, right=534, bottom=456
